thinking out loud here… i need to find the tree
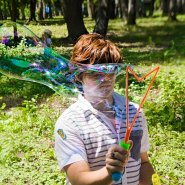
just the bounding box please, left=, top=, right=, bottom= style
left=93, top=0, right=111, bottom=36
left=53, top=0, right=63, bottom=16
left=0, top=0, right=3, bottom=20
left=61, top=0, right=88, bottom=42
left=109, top=0, right=116, bottom=19
left=38, top=0, right=44, bottom=20
left=119, top=0, right=137, bottom=25
left=168, top=0, right=177, bottom=21
left=3, top=0, right=7, bottom=19
left=6, top=0, right=19, bottom=21
left=11, top=0, right=19, bottom=21
left=27, top=0, right=37, bottom=23
left=161, top=0, right=169, bottom=16
left=20, top=0, right=27, bottom=20
left=127, top=0, right=136, bottom=25
left=119, top=0, right=128, bottom=20
left=177, top=0, right=183, bottom=13
left=139, top=0, right=155, bottom=17
left=87, top=0, right=95, bottom=18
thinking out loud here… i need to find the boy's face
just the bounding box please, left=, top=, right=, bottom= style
left=81, top=72, right=116, bottom=98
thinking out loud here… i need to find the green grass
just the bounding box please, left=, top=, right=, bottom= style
left=0, top=14, right=185, bottom=184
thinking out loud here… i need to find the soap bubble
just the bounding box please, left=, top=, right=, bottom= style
left=0, top=21, right=79, bottom=94
left=0, top=22, right=126, bottom=94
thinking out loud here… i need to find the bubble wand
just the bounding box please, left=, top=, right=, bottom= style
left=112, top=66, right=160, bottom=182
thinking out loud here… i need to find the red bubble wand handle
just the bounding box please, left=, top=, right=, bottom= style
left=112, top=66, right=160, bottom=182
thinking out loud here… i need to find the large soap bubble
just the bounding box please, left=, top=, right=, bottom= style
left=0, top=22, right=126, bottom=94
left=0, top=21, right=80, bottom=94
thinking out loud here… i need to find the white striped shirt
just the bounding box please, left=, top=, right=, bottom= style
left=55, top=92, right=150, bottom=185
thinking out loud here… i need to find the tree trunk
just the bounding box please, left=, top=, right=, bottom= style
left=93, top=0, right=110, bottom=36
left=38, top=0, right=44, bottom=20
left=28, top=0, right=37, bottom=22
left=3, top=0, right=7, bottom=19
left=177, top=0, right=183, bottom=13
left=87, top=0, right=95, bottom=18
left=168, top=0, right=177, bottom=21
left=149, top=0, right=155, bottom=17
left=0, top=0, right=3, bottom=20
left=115, top=0, right=120, bottom=17
left=182, top=0, right=185, bottom=13
left=109, top=0, right=116, bottom=19
left=54, top=0, right=62, bottom=16
left=161, top=0, right=169, bottom=16
left=8, top=0, right=18, bottom=21
left=127, top=0, right=136, bottom=25
left=20, top=5, right=26, bottom=20
left=15, top=1, right=20, bottom=20
left=19, top=0, right=26, bottom=20
left=7, top=0, right=13, bottom=20
left=61, top=0, right=88, bottom=42
left=119, top=0, right=128, bottom=20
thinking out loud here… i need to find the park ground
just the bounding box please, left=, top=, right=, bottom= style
left=0, top=13, right=185, bottom=185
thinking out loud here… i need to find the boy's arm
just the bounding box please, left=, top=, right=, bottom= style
left=139, top=152, right=155, bottom=185
left=64, top=145, right=129, bottom=185
left=64, top=161, right=112, bottom=185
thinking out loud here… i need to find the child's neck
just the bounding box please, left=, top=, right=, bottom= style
left=84, top=94, right=114, bottom=111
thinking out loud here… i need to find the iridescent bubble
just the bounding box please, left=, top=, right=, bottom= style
left=0, top=22, right=126, bottom=94
left=0, top=21, right=79, bottom=94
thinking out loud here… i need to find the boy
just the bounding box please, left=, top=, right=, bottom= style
left=55, top=34, right=154, bottom=185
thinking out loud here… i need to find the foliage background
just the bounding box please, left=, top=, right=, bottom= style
left=0, top=14, right=185, bottom=185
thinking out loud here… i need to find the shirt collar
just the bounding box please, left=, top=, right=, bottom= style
left=77, top=92, right=126, bottom=114
left=77, top=94, right=99, bottom=115
left=112, top=92, right=126, bottom=112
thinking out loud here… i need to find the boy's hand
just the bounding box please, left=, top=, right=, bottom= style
left=105, top=145, right=130, bottom=175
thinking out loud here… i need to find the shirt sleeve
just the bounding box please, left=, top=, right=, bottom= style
left=55, top=116, right=88, bottom=171
left=140, top=110, right=150, bottom=153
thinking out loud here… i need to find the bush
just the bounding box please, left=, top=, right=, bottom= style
left=144, top=67, right=185, bottom=131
